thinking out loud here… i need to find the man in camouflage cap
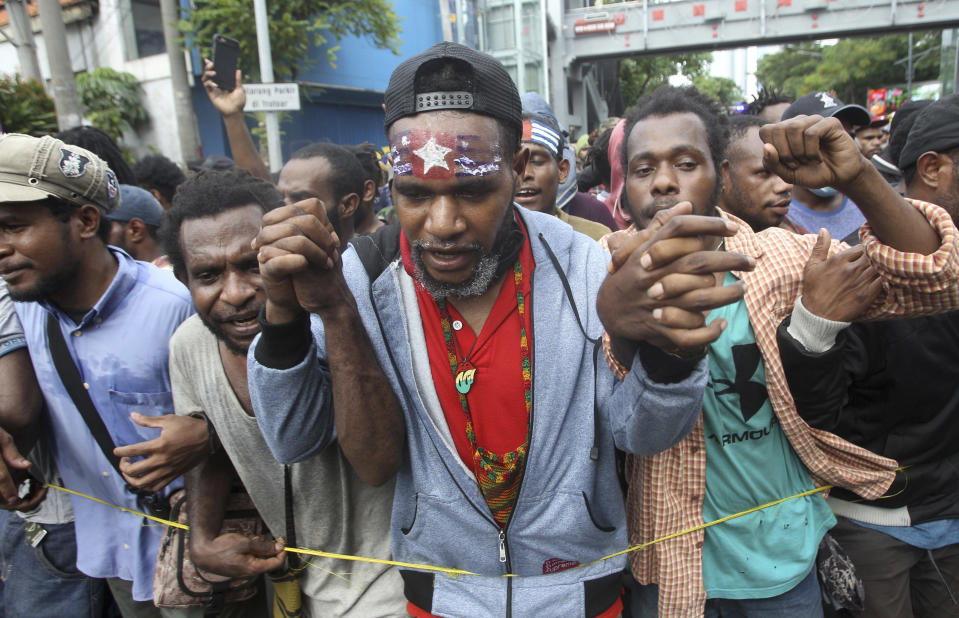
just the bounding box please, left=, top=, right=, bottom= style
left=0, top=133, right=211, bottom=616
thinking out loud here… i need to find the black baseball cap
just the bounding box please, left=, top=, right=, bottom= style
left=781, top=91, right=871, bottom=127
left=898, top=94, right=959, bottom=170
left=383, top=42, right=522, bottom=135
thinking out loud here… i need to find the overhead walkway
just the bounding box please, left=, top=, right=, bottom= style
left=547, top=0, right=959, bottom=132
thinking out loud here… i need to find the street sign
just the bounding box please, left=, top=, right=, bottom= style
left=243, top=83, right=301, bottom=112
left=573, top=19, right=617, bottom=35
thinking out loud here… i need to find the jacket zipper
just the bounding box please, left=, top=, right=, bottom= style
left=371, top=274, right=507, bottom=585
left=373, top=254, right=542, bottom=618
left=503, top=265, right=535, bottom=618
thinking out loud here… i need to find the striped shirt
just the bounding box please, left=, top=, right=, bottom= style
left=602, top=199, right=959, bottom=616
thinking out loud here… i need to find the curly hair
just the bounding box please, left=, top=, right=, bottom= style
left=132, top=155, right=187, bottom=206
left=159, top=168, right=282, bottom=277
left=346, top=143, right=385, bottom=188
left=621, top=85, right=729, bottom=179
left=744, top=88, right=793, bottom=118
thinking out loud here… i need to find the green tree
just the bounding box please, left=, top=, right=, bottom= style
left=756, top=32, right=941, bottom=104
left=691, top=74, right=744, bottom=107
left=619, top=52, right=712, bottom=106
left=75, top=68, right=149, bottom=141
left=179, top=0, right=402, bottom=82
left=754, top=41, right=822, bottom=97
left=0, top=75, right=57, bottom=136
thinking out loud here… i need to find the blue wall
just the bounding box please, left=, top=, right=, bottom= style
left=299, top=0, right=443, bottom=91
left=194, top=0, right=444, bottom=163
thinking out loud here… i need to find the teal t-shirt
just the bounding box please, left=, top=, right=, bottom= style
left=701, top=273, right=836, bottom=599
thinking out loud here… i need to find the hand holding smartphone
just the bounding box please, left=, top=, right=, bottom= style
left=211, top=34, right=240, bottom=92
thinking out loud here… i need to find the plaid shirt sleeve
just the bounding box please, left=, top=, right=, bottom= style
left=860, top=198, right=959, bottom=316
left=609, top=199, right=959, bottom=616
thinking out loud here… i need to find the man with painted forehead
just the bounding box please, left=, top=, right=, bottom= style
left=246, top=42, right=732, bottom=616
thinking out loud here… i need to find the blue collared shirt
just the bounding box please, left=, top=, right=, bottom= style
left=14, top=248, right=193, bottom=602
left=0, top=279, right=26, bottom=358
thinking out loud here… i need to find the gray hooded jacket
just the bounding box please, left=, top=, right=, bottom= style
left=248, top=208, right=706, bottom=616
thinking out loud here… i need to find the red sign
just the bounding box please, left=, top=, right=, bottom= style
left=868, top=89, right=887, bottom=117
left=693, top=4, right=705, bottom=16
left=573, top=18, right=617, bottom=35
left=652, top=8, right=665, bottom=20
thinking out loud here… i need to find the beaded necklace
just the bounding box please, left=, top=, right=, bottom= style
left=437, top=260, right=532, bottom=527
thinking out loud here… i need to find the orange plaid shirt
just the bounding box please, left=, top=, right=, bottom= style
left=602, top=199, right=959, bottom=617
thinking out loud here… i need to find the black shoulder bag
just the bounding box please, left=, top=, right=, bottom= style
left=45, top=313, right=171, bottom=520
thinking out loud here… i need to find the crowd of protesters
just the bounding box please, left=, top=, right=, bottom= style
left=0, top=41, right=957, bottom=618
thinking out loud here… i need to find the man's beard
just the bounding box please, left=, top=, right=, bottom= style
left=198, top=311, right=252, bottom=357
left=410, top=213, right=514, bottom=301
left=6, top=264, right=80, bottom=303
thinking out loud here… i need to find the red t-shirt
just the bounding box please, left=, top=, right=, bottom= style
left=400, top=222, right=534, bottom=472
left=399, top=221, right=623, bottom=618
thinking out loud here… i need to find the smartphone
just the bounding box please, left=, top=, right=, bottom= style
left=211, top=34, right=239, bottom=91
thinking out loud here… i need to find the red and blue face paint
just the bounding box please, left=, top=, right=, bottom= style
left=391, top=130, right=503, bottom=179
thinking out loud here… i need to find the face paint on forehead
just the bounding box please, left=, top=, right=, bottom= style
left=391, top=130, right=503, bottom=179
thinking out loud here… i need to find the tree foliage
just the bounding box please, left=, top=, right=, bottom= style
left=754, top=41, right=822, bottom=98
left=179, top=0, right=403, bottom=82
left=756, top=32, right=941, bottom=104
left=691, top=74, right=744, bottom=107
left=0, top=75, right=57, bottom=136
left=619, top=52, right=712, bottom=106
left=75, top=68, right=149, bottom=141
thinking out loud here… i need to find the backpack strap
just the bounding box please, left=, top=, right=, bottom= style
left=349, top=224, right=402, bottom=283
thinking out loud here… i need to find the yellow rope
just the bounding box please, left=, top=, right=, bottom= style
left=45, top=471, right=902, bottom=579
left=47, top=483, right=189, bottom=530
left=587, top=484, right=832, bottom=566
left=45, top=483, right=477, bottom=577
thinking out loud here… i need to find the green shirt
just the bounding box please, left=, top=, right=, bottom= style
left=701, top=273, right=836, bottom=599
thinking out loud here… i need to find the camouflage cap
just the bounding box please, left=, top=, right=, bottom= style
left=0, top=133, right=121, bottom=212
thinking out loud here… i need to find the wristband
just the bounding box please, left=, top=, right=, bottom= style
left=189, top=413, right=221, bottom=455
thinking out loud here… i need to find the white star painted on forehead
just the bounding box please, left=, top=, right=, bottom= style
left=413, top=137, right=452, bottom=174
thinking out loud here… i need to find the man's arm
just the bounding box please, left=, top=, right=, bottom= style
left=252, top=198, right=404, bottom=486
left=576, top=231, right=710, bottom=454
left=186, top=449, right=285, bottom=578
left=0, top=348, right=46, bottom=510
left=760, top=115, right=938, bottom=254
left=112, top=412, right=209, bottom=493
left=604, top=343, right=709, bottom=455
left=167, top=333, right=285, bottom=576
left=0, top=283, right=45, bottom=509
left=598, top=203, right=756, bottom=364
left=248, top=314, right=336, bottom=464
left=0, top=346, right=41, bottom=443
left=778, top=314, right=853, bottom=433
left=202, top=59, right=272, bottom=182
left=777, top=230, right=882, bottom=432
